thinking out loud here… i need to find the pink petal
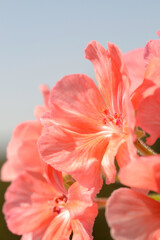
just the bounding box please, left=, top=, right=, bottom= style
left=71, top=203, right=98, bottom=240
left=48, top=74, right=106, bottom=133
left=136, top=88, right=160, bottom=145
left=43, top=211, right=71, bottom=240
left=44, top=164, right=66, bottom=194
left=144, top=39, right=160, bottom=65
left=34, top=85, right=50, bottom=120
left=3, top=171, right=62, bottom=235
left=124, top=48, right=145, bottom=95
left=85, top=41, right=130, bottom=114
left=101, top=134, right=124, bottom=184
left=1, top=121, right=42, bottom=181
left=67, top=182, right=96, bottom=219
left=21, top=223, right=49, bottom=240
left=38, top=124, right=107, bottom=190
left=132, top=57, right=160, bottom=110
left=119, top=155, right=160, bottom=192
left=106, top=188, right=160, bottom=240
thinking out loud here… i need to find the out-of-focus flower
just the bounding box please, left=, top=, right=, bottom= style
left=124, top=48, right=145, bottom=94
left=106, top=155, right=160, bottom=240
left=136, top=88, right=160, bottom=145
left=106, top=188, right=160, bottom=240
left=3, top=167, right=97, bottom=240
left=1, top=85, right=50, bottom=181
left=38, top=41, right=136, bottom=191
left=131, top=35, right=160, bottom=110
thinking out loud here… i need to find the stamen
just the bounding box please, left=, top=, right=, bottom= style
left=103, top=110, right=122, bottom=127
left=52, top=194, right=68, bottom=214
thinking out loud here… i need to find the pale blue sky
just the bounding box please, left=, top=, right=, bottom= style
left=0, top=0, right=160, bottom=155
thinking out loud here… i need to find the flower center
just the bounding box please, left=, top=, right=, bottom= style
left=103, top=109, right=122, bottom=127
left=52, top=194, right=68, bottom=214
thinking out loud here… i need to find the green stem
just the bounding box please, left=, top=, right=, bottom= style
left=149, top=194, right=160, bottom=201
left=94, top=197, right=107, bottom=209
left=134, top=139, right=157, bottom=156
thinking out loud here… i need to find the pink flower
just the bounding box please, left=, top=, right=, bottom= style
left=134, top=37, right=160, bottom=145
left=131, top=36, right=160, bottom=110
left=124, top=48, right=145, bottom=94
left=106, top=155, right=160, bottom=240
left=119, top=155, right=160, bottom=192
left=3, top=167, right=97, bottom=240
left=106, top=188, right=160, bottom=240
left=136, top=88, right=160, bottom=145
left=1, top=85, right=50, bottom=181
left=1, top=121, right=42, bottom=181
left=38, top=41, right=136, bottom=191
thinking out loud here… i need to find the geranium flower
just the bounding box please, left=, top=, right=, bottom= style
left=131, top=34, right=160, bottom=110
left=1, top=85, right=50, bottom=181
left=106, top=155, right=160, bottom=240
left=106, top=188, right=160, bottom=240
left=3, top=167, right=97, bottom=240
left=38, top=41, right=136, bottom=191
left=134, top=37, right=160, bottom=145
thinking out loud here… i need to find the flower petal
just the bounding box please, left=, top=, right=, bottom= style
left=119, top=155, right=160, bottom=192
left=132, top=51, right=160, bottom=110
left=85, top=41, right=130, bottom=113
left=106, top=188, right=160, bottom=240
left=34, top=85, right=50, bottom=120
left=71, top=204, right=98, bottom=240
left=124, top=48, right=145, bottom=95
left=48, top=74, right=106, bottom=133
left=3, top=171, right=61, bottom=235
left=1, top=121, right=42, bottom=181
left=67, top=182, right=96, bottom=219
left=101, top=134, right=124, bottom=184
left=38, top=125, right=106, bottom=190
left=136, top=88, right=160, bottom=145
left=43, top=211, right=71, bottom=240
left=144, top=39, right=160, bottom=65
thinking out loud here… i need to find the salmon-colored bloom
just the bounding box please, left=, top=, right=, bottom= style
left=3, top=167, right=97, bottom=240
left=134, top=37, right=160, bottom=145
left=131, top=35, right=160, bottom=110
left=106, top=155, right=160, bottom=240
left=38, top=41, right=136, bottom=191
left=106, top=188, right=160, bottom=240
left=136, top=88, right=160, bottom=145
left=124, top=48, right=145, bottom=94
left=1, top=85, right=50, bottom=181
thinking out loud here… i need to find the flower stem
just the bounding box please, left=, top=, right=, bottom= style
left=94, top=198, right=107, bottom=209
left=149, top=194, right=160, bottom=201
left=134, top=139, right=157, bottom=156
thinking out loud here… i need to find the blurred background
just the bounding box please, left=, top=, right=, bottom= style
left=0, top=1, right=160, bottom=239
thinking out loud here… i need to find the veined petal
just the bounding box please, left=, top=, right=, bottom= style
left=48, top=74, right=106, bottom=133
left=3, top=171, right=62, bottom=235
left=101, top=134, right=124, bottom=184
left=71, top=203, right=98, bottom=240
left=85, top=41, right=130, bottom=114
left=43, top=211, right=71, bottom=240
left=67, top=182, right=95, bottom=219
left=106, top=188, right=160, bottom=240
left=38, top=124, right=108, bottom=190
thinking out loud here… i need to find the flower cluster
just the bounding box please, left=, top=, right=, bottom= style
left=2, top=31, right=160, bottom=239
